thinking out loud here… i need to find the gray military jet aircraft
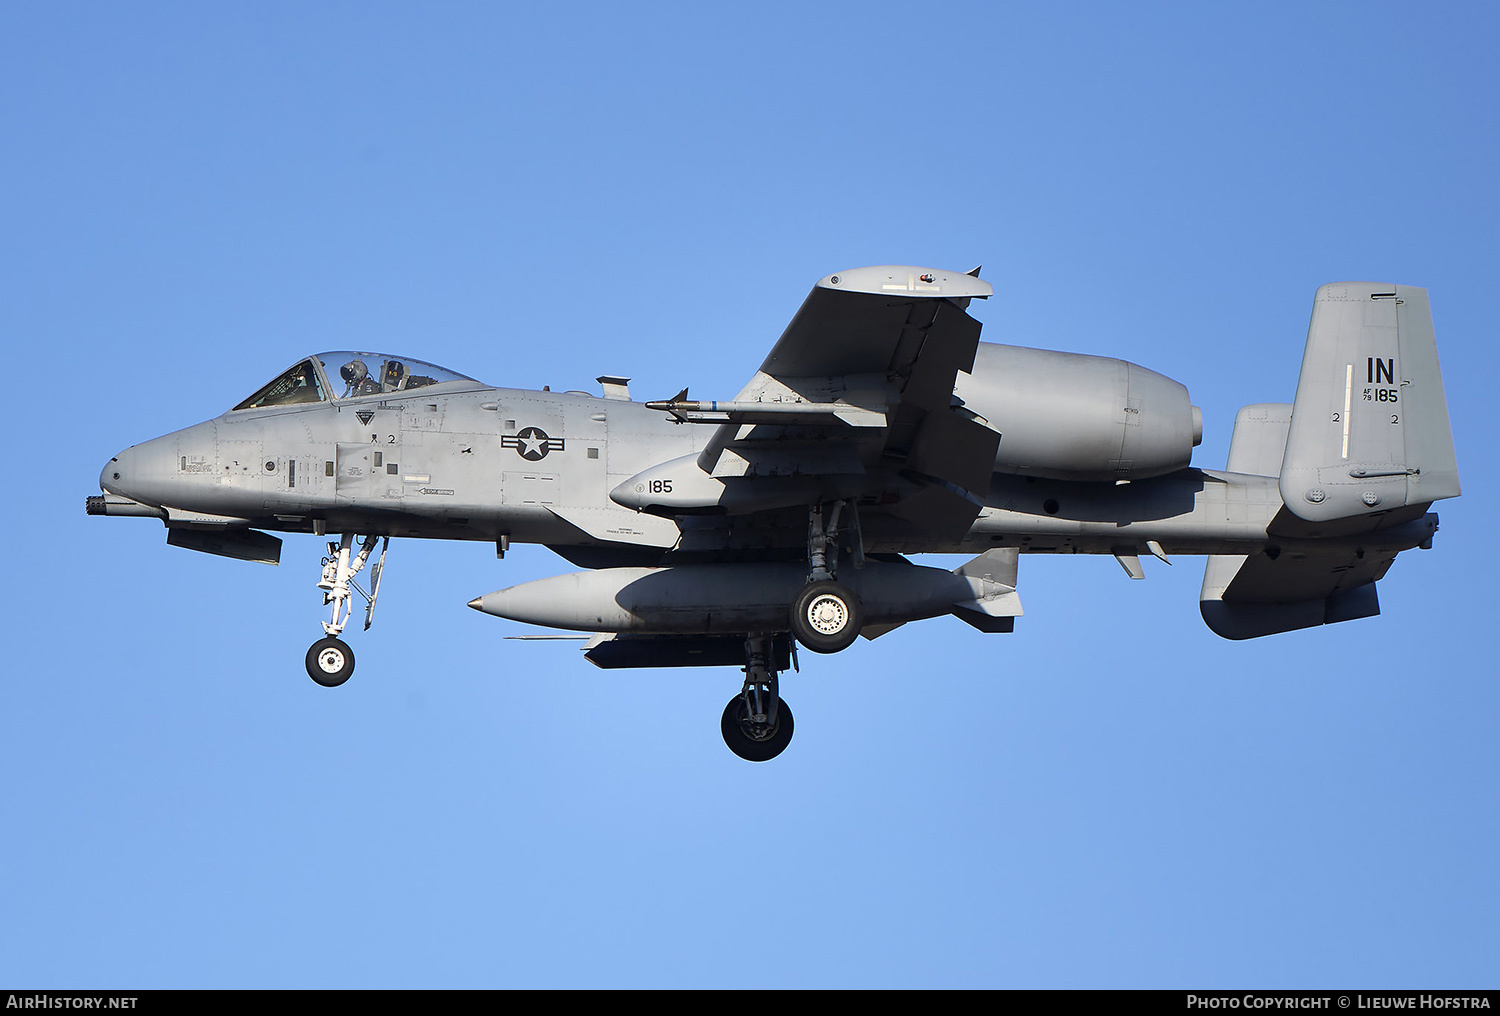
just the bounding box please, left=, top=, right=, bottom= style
left=90, top=266, right=1460, bottom=760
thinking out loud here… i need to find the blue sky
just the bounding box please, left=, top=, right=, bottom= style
left=3, top=1, right=1497, bottom=988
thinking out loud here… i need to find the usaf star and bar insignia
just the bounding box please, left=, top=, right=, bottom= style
left=502, top=426, right=565, bottom=461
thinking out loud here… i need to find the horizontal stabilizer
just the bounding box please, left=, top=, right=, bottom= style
left=1199, top=549, right=1392, bottom=640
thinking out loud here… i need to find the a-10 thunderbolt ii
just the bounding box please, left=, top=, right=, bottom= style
left=90, top=266, right=1460, bottom=760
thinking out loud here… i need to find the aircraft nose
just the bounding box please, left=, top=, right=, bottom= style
left=100, top=449, right=132, bottom=496
left=99, top=436, right=177, bottom=507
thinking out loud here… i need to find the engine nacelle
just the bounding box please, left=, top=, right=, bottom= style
left=956, top=344, right=1201, bottom=482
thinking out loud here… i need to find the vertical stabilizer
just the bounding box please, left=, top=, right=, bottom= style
left=1225, top=403, right=1292, bottom=476
left=1279, top=283, right=1459, bottom=523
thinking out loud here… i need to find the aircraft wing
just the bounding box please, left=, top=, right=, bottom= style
left=655, top=266, right=999, bottom=539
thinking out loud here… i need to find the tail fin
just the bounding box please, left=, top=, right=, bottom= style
left=1279, top=283, right=1460, bottom=524
left=1198, top=286, right=1456, bottom=640
left=1225, top=403, right=1292, bottom=476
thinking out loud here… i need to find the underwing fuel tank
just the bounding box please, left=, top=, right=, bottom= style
left=468, top=560, right=1016, bottom=634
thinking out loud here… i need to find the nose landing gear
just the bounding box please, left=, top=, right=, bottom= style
left=303, top=533, right=388, bottom=687
left=721, top=634, right=795, bottom=761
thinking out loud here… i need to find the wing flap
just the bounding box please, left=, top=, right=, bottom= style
left=889, top=300, right=983, bottom=416
left=886, top=483, right=987, bottom=541
left=900, top=408, right=1002, bottom=498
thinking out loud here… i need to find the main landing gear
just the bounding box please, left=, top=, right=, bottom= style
left=787, top=501, right=862, bottom=654
left=304, top=533, right=389, bottom=687
left=721, top=634, right=795, bottom=761
left=721, top=502, right=866, bottom=759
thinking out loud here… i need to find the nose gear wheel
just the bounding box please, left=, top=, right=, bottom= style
left=306, top=636, right=355, bottom=687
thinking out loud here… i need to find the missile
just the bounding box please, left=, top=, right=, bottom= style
left=468, top=558, right=1020, bottom=635
left=643, top=398, right=885, bottom=427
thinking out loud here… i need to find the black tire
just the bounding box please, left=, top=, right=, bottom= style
left=789, top=580, right=862, bottom=654
left=721, top=694, right=794, bottom=762
left=306, top=637, right=355, bottom=687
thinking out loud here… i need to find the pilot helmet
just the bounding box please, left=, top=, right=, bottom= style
left=340, top=359, right=369, bottom=386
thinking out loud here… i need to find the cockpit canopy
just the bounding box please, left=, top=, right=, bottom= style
left=233, top=352, right=481, bottom=411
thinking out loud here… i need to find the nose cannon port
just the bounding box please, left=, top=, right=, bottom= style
left=85, top=493, right=166, bottom=518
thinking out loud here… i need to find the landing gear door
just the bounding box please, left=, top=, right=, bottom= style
left=335, top=443, right=401, bottom=504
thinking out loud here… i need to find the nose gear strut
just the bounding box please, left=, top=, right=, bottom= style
left=305, top=533, right=389, bottom=686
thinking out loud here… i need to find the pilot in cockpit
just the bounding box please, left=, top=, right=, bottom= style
left=339, top=358, right=381, bottom=397
left=382, top=359, right=408, bottom=392
left=335, top=355, right=439, bottom=397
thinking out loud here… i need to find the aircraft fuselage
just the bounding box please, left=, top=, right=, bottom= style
left=98, top=370, right=1436, bottom=563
